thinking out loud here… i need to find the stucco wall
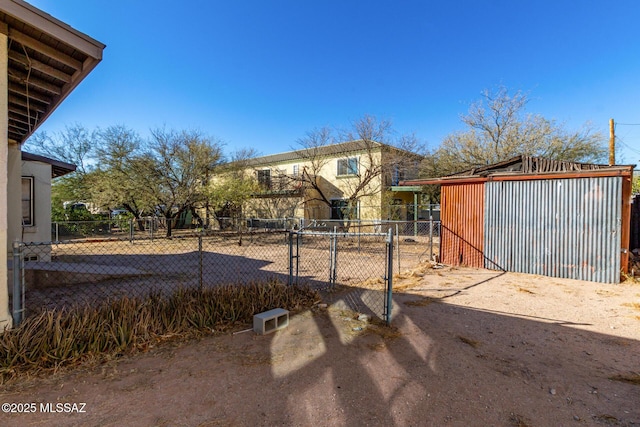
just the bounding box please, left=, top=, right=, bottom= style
left=21, top=160, right=52, bottom=262
left=21, top=160, right=52, bottom=243
left=245, top=148, right=389, bottom=221
left=0, top=31, right=11, bottom=329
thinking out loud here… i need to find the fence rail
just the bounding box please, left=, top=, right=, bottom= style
left=51, top=218, right=441, bottom=239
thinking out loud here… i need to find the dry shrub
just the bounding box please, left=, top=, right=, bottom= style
left=0, top=280, right=319, bottom=383
left=458, top=335, right=480, bottom=348
left=404, top=297, right=439, bottom=307
left=509, top=413, right=531, bottom=427
left=609, top=373, right=640, bottom=385
left=622, top=302, right=640, bottom=311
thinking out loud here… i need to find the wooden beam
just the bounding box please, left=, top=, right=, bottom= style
left=8, top=28, right=83, bottom=70
left=8, top=81, right=51, bottom=104
left=8, top=123, right=29, bottom=134
left=8, top=95, right=47, bottom=113
left=9, top=110, right=39, bottom=127
left=8, top=69, right=62, bottom=95
left=8, top=50, right=71, bottom=83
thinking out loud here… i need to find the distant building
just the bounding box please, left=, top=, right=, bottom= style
left=240, top=140, right=423, bottom=221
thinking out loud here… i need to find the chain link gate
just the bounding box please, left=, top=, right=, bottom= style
left=288, top=228, right=394, bottom=324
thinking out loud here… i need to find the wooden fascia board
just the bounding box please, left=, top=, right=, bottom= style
left=1, top=0, right=105, bottom=60
left=8, top=28, right=83, bottom=70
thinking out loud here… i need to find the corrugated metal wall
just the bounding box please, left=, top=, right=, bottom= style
left=441, top=183, right=484, bottom=267
left=484, top=177, right=622, bottom=283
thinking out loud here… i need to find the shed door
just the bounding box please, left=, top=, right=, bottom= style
left=440, top=183, right=485, bottom=267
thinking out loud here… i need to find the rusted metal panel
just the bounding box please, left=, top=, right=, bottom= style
left=440, top=183, right=484, bottom=267
left=484, top=177, right=622, bottom=283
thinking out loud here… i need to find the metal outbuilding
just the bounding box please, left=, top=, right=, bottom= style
left=402, top=156, right=634, bottom=283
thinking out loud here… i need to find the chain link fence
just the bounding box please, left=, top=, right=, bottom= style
left=12, top=220, right=440, bottom=325
left=17, top=231, right=290, bottom=315
left=289, top=230, right=394, bottom=323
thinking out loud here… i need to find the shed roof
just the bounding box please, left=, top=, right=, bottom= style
left=22, top=150, right=76, bottom=178
left=400, top=155, right=635, bottom=186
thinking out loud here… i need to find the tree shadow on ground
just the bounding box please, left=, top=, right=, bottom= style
left=3, top=270, right=639, bottom=427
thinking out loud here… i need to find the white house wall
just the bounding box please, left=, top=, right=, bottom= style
left=21, top=160, right=53, bottom=261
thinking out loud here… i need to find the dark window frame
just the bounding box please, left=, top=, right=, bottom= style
left=22, top=176, right=34, bottom=226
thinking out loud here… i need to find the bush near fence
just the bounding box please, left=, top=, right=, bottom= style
left=0, top=281, right=320, bottom=383
left=17, top=221, right=440, bottom=323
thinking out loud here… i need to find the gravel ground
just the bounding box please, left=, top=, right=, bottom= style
left=1, top=264, right=639, bottom=426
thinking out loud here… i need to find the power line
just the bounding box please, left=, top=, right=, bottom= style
left=616, top=137, right=640, bottom=156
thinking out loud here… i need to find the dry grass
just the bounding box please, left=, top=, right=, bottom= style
left=622, top=302, right=640, bottom=311
left=457, top=335, right=480, bottom=348
left=609, top=373, right=640, bottom=385
left=593, top=414, right=620, bottom=424
left=365, top=320, right=402, bottom=341
left=509, top=413, right=532, bottom=427
left=0, top=281, right=319, bottom=384
left=404, top=297, right=439, bottom=307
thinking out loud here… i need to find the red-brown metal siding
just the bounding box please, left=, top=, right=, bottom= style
left=440, top=183, right=485, bottom=267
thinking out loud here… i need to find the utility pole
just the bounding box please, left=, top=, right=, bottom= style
left=609, top=118, right=615, bottom=166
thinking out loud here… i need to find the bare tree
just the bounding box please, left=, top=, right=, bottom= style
left=283, top=115, right=423, bottom=223
left=25, top=124, right=98, bottom=207
left=428, top=86, right=607, bottom=177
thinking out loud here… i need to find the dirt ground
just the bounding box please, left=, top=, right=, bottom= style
left=1, top=264, right=639, bottom=427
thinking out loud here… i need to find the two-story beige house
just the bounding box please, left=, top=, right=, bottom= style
left=241, top=140, right=422, bottom=221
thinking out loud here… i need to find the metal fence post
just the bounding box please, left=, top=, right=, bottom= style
left=385, top=228, right=394, bottom=325
left=429, top=216, right=434, bottom=262
left=329, top=226, right=338, bottom=287
left=55, top=222, right=59, bottom=242
left=288, top=230, right=301, bottom=287
left=198, top=232, right=204, bottom=290
left=395, top=223, right=400, bottom=273
left=129, top=219, right=134, bottom=243
left=12, top=242, right=23, bottom=326
left=288, top=231, right=294, bottom=286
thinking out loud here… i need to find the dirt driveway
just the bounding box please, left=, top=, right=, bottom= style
left=1, top=265, right=639, bottom=426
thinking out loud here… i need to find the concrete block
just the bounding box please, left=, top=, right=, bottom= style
left=253, top=308, right=289, bottom=335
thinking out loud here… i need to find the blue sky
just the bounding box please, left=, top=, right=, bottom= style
left=23, top=0, right=640, bottom=165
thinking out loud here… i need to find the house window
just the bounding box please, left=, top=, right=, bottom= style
left=292, top=164, right=299, bottom=176
left=22, top=176, right=34, bottom=226
left=391, top=165, right=405, bottom=186
left=337, top=157, right=358, bottom=176
left=330, top=199, right=358, bottom=220
left=257, top=169, right=271, bottom=190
